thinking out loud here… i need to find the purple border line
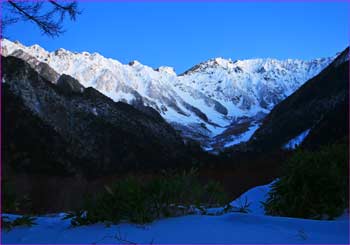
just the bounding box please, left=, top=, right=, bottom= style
left=348, top=1, right=350, bottom=245
left=0, top=0, right=349, bottom=245
left=1, top=0, right=3, bottom=244
left=3, top=0, right=350, bottom=2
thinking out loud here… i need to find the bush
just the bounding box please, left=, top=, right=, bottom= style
left=2, top=180, right=19, bottom=213
left=204, top=180, right=229, bottom=206
left=2, top=215, right=36, bottom=231
left=235, top=197, right=251, bottom=213
left=2, top=180, right=32, bottom=213
left=263, top=144, right=348, bottom=219
left=1, top=180, right=36, bottom=231
left=66, top=168, right=229, bottom=225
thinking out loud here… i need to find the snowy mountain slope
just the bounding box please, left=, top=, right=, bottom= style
left=178, top=57, right=333, bottom=114
left=244, top=47, right=349, bottom=152
left=283, top=129, right=311, bottom=150
left=1, top=39, right=334, bottom=148
left=2, top=55, right=190, bottom=176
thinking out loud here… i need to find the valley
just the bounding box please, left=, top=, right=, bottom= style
left=1, top=40, right=348, bottom=245
left=1, top=39, right=334, bottom=150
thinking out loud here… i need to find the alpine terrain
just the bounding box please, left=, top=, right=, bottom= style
left=239, top=47, right=349, bottom=153
left=1, top=39, right=334, bottom=150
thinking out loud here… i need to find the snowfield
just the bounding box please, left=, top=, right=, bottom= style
left=2, top=181, right=348, bottom=244
left=283, top=129, right=311, bottom=150
left=1, top=39, right=334, bottom=149
left=224, top=123, right=260, bottom=148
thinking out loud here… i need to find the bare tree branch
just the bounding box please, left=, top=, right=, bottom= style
left=48, top=1, right=81, bottom=21
left=2, top=0, right=81, bottom=37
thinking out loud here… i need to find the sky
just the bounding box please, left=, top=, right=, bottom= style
left=2, top=1, right=349, bottom=73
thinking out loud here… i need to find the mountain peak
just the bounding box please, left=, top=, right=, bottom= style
left=333, top=47, right=349, bottom=67
left=1, top=38, right=336, bottom=149
left=128, top=60, right=142, bottom=66
left=157, top=66, right=176, bottom=75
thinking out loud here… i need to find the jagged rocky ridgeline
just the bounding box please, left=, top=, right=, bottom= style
left=2, top=55, right=195, bottom=177
left=2, top=42, right=349, bottom=214
left=1, top=39, right=334, bottom=149
left=226, top=47, right=349, bottom=154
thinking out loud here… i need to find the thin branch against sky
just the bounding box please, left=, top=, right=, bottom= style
left=2, top=1, right=349, bottom=73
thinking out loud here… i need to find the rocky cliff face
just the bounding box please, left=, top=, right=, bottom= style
left=238, top=47, right=349, bottom=152
left=1, top=39, right=334, bottom=149
left=2, top=55, right=191, bottom=177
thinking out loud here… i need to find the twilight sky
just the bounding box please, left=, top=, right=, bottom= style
left=2, top=1, right=349, bottom=73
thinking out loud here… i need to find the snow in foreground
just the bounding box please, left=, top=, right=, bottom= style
left=2, top=182, right=349, bottom=244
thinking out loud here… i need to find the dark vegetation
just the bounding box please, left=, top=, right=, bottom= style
left=2, top=216, right=36, bottom=232
left=2, top=168, right=232, bottom=227
left=2, top=55, right=192, bottom=178
left=256, top=49, right=350, bottom=219
left=2, top=179, right=37, bottom=231
left=245, top=48, right=349, bottom=153
left=1, top=151, right=283, bottom=214
left=64, top=168, right=229, bottom=225
left=264, top=143, right=348, bottom=219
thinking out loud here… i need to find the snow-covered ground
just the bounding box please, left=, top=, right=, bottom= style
left=2, top=181, right=348, bottom=244
left=283, top=128, right=311, bottom=150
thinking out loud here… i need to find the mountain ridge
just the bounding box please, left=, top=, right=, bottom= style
left=231, top=47, right=349, bottom=153
left=1, top=39, right=335, bottom=149
left=2, top=55, right=193, bottom=177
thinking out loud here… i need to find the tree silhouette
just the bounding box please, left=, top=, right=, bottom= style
left=2, top=1, right=81, bottom=37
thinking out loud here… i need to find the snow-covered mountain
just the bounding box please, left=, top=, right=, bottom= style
left=241, top=47, right=349, bottom=153
left=1, top=39, right=334, bottom=149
